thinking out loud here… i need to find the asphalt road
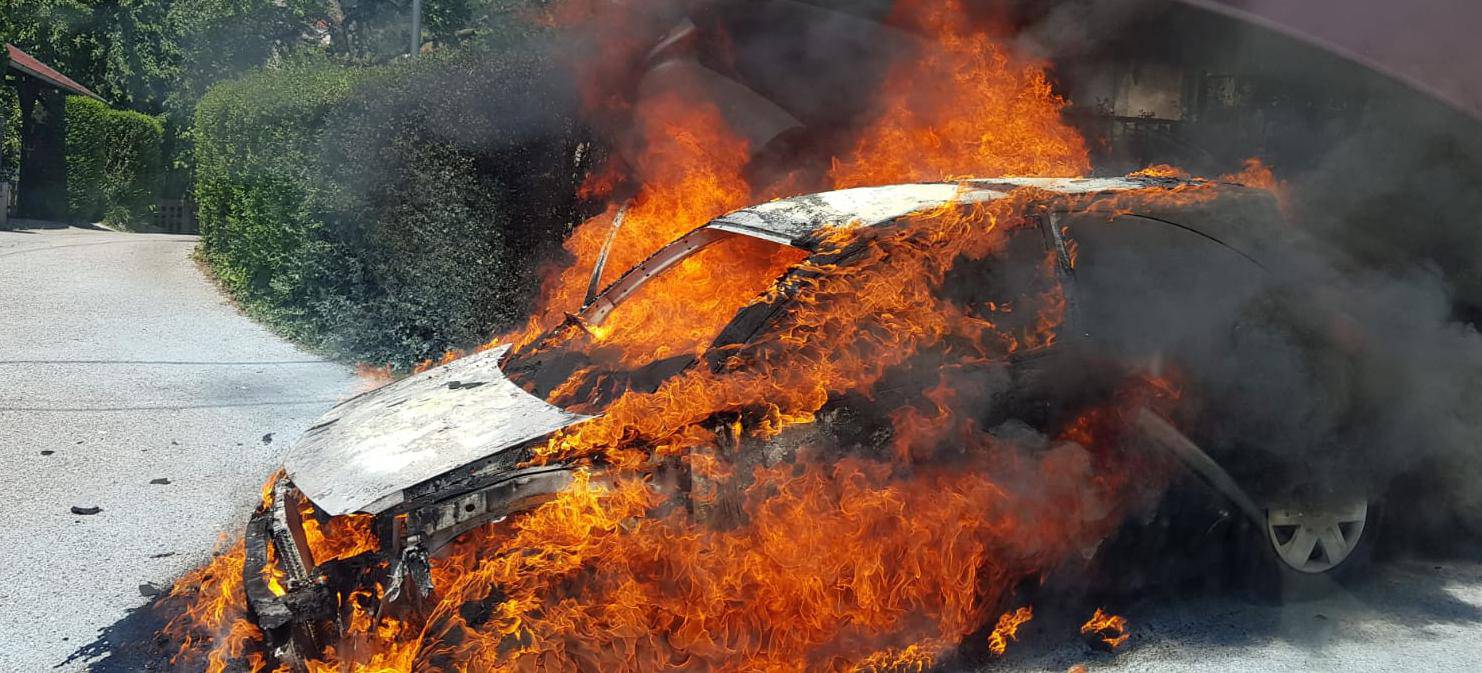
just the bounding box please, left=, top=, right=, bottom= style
left=981, top=560, right=1482, bottom=672
left=0, top=225, right=356, bottom=670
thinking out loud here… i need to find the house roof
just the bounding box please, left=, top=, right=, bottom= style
left=4, top=43, right=104, bottom=100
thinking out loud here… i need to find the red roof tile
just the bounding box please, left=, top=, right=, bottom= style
left=5, top=43, right=103, bottom=100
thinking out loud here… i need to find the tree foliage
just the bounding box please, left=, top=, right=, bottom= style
left=2, top=0, right=515, bottom=190
left=0, top=0, right=179, bottom=112
left=165, top=0, right=324, bottom=107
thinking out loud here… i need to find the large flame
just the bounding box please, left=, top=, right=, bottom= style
left=159, top=538, right=267, bottom=673
left=157, top=2, right=1218, bottom=670
left=504, top=92, right=757, bottom=355
left=830, top=0, right=1089, bottom=187
left=505, top=0, right=1093, bottom=357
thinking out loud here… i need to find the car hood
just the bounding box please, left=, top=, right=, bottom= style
left=284, top=345, right=593, bottom=516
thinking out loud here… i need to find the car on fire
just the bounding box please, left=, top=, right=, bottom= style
left=244, top=176, right=1382, bottom=665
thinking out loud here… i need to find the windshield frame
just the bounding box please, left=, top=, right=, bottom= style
left=578, top=225, right=803, bottom=326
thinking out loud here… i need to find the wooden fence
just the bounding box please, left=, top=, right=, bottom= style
left=153, top=199, right=197, bottom=234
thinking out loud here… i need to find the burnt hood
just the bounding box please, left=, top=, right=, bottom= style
left=284, top=345, right=592, bottom=516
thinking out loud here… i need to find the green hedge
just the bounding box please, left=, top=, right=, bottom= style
left=65, top=96, right=165, bottom=227
left=1, top=86, right=19, bottom=183
left=194, top=42, right=593, bottom=366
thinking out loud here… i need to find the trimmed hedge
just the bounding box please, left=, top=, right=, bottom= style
left=65, top=96, right=165, bottom=227
left=194, top=56, right=365, bottom=348
left=194, top=42, right=593, bottom=366
left=1, top=86, right=19, bottom=183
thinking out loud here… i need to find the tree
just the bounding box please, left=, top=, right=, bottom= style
left=166, top=0, right=324, bottom=106
left=0, top=0, right=180, bottom=112
left=1, top=0, right=519, bottom=201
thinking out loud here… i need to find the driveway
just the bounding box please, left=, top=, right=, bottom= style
left=0, top=226, right=356, bottom=670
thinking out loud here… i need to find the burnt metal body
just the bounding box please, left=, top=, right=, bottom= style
left=245, top=176, right=1309, bottom=663
left=285, top=344, right=591, bottom=516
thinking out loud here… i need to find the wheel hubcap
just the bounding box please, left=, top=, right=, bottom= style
left=1266, top=500, right=1368, bottom=574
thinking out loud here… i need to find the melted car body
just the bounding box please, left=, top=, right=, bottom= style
left=248, top=176, right=1328, bottom=665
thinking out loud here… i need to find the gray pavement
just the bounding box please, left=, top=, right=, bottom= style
left=989, top=560, right=1482, bottom=672
left=0, top=226, right=356, bottom=670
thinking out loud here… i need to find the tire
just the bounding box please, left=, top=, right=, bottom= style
left=1243, top=497, right=1382, bottom=603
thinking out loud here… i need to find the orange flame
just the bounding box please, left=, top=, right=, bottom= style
left=500, top=0, right=1094, bottom=364
left=159, top=538, right=260, bottom=673
left=502, top=92, right=756, bottom=355
left=262, top=550, right=286, bottom=598
left=162, top=190, right=1173, bottom=672
left=1129, top=164, right=1188, bottom=179
left=397, top=432, right=1141, bottom=673
left=350, top=191, right=1167, bottom=671
left=1221, top=157, right=1278, bottom=190
left=830, top=0, right=1089, bottom=187
left=158, top=1, right=1251, bottom=669
left=1080, top=607, right=1130, bottom=651
left=987, top=606, right=1034, bottom=656
left=300, top=507, right=379, bottom=564
left=848, top=642, right=937, bottom=673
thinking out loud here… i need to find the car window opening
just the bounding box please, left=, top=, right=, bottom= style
left=503, top=231, right=807, bottom=412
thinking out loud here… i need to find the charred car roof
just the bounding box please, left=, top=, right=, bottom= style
left=705, top=176, right=1265, bottom=249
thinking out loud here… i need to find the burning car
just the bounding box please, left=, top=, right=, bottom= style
left=243, top=175, right=1381, bottom=665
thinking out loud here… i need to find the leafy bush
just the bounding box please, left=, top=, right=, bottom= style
left=65, top=96, right=165, bottom=228
left=193, top=55, right=367, bottom=346
left=194, top=40, right=593, bottom=366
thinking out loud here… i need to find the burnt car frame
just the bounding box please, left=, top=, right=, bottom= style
left=244, top=176, right=1380, bottom=664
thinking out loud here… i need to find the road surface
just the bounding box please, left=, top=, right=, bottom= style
left=0, top=225, right=356, bottom=670
left=982, top=560, right=1482, bottom=672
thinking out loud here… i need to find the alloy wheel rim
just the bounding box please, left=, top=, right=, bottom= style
left=1266, top=500, right=1369, bottom=574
